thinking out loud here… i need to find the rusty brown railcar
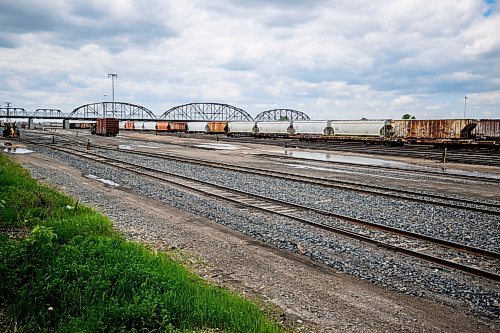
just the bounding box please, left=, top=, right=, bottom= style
left=391, top=119, right=477, bottom=142
left=170, top=122, right=187, bottom=132
left=155, top=122, right=170, bottom=131
left=475, top=119, right=500, bottom=140
left=94, top=118, right=119, bottom=137
left=206, top=121, right=228, bottom=134
left=124, top=120, right=135, bottom=130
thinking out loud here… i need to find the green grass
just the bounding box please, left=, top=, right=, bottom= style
left=0, top=154, right=281, bottom=332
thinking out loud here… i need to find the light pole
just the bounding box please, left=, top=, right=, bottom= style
left=464, top=95, right=468, bottom=119
left=103, top=94, right=108, bottom=115
left=107, top=73, right=118, bottom=117
left=5, top=102, right=11, bottom=117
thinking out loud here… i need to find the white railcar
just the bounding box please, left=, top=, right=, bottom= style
left=186, top=122, right=208, bottom=133
left=134, top=121, right=146, bottom=130
left=330, top=120, right=390, bottom=137
left=227, top=122, right=256, bottom=136
left=291, top=120, right=332, bottom=135
left=142, top=121, right=157, bottom=131
left=255, top=121, right=292, bottom=135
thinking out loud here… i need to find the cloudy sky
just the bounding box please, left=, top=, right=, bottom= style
left=1, top=0, right=499, bottom=120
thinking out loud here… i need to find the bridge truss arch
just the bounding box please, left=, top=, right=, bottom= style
left=33, top=109, right=65, bottom=118
left=160, top=103, right=254, bottom=121
left=0, top=108, right=29, bottom=118
left=69, top=102, right=156, bottom=119
left=255, top=109, right=310, bottom=121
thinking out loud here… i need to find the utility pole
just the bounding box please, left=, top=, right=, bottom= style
left=464, top=95, right=468, bottom=119
left=107, top=73, right=118, bottom=117
left=5, top=102, right=11, bottom=117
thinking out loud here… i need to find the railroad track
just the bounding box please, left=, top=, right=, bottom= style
left=255, top=153, right=500, bottom=185
left=224, top=137, right=500, bottom=166
left=61, top=130, right=500, bottom=184
left=116, top=149, right=500, bottom=216
left=24, top=140, right=500, bottom=282
left=21, top=132, right=500, bottom=216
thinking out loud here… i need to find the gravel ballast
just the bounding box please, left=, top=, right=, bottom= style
left=19, top=145, right=500, bottom=323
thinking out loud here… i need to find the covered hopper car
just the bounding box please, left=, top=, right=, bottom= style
left=227, top=122, right=256, bottom=136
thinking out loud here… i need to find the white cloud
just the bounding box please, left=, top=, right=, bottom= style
left=0, top=0, right=499, bottom=120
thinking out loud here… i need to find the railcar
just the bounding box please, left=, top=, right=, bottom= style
left=123, top=120, right=135, bottom=130
left=391, top=119, right=477, bottom=144
left=255, top=121, right=292, bottom=137
left=91, top=118, right=119, bottom=137
left=475, top=119, right=500, bottom=141
left=133, top=121, right=146, bottom=131
left=186, top=122, right=208, bottom=133
left=170, top=122, right=188, bottom=132
left=140, top=121, right=157, bottom=131
left=227, top=121, right=256, bottom=137
left=328, top=120, right=390, bottom=137
left=206, top=121, right=228, bottom=134
left=69, top=120, right=95, bottom=129
left=155, top=121, right=170, bottom=131
left=291, top=120, right=332, bottom=136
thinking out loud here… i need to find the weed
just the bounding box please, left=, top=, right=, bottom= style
left=0, top=154, right=281, bottom=332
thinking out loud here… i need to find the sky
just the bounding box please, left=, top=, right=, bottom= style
left=1, top=0, right=499, bottom=120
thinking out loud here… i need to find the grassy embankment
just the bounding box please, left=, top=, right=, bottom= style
left=0, top=153, right=281, bottom=332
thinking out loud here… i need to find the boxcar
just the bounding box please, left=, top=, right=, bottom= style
left=391, top=119, right=477, bottom=142
left=92, top=118, right=119, bottom=136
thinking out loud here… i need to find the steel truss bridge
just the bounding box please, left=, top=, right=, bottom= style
left=255, top=109, right=310, bottom=121
left=160, top=103, right=254, bottom=121
left=1, top=103, right=310, bottom=122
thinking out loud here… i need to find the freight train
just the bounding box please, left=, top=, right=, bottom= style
left=83, top=118, right=500, bottom=146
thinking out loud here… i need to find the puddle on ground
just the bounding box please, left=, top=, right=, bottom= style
left=118, top=144, right=168, bottom=150
left=85, top=174, right=120, bottom=187
left=195, top=143, right=248, bottom=150
left=3, top=148, right=33, bottom=154
left=283, top=163, right=340, bottom=173
left=136, top=145, right=161, bottom=149
left=281, top=150, right=500, bottom=180
left=284, top=150, right=409, bottom=167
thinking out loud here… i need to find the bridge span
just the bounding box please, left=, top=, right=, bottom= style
left=1, top=102, right=311, bottom=128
